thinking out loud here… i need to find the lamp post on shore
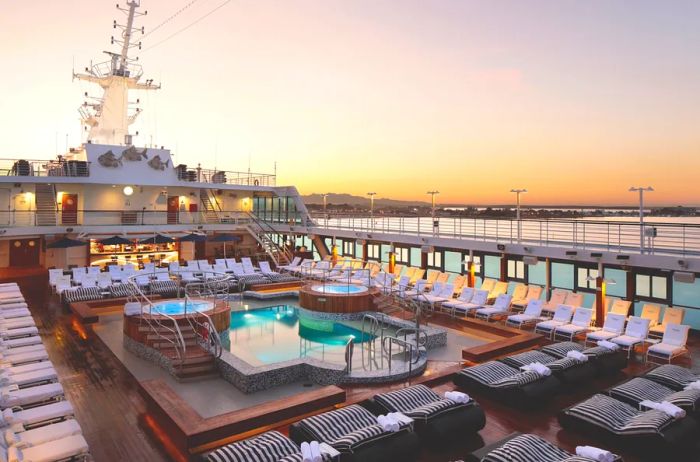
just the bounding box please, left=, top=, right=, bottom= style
left=322, top=193, right=329, bottom=228
left=510, top=188, right=527, bottom=242
left=629, top=186, right=653, bottom=254
left=367, top=192, right=376, bottom=230
left=427, top=190, right=439, bottom=236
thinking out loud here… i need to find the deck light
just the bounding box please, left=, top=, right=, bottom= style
left=123, top=186, right=134, bottom=196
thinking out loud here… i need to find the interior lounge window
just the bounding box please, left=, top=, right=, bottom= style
left=427, top=251, right=442, bottom=269
left=577, top=267, right=599, bottom=290
left=636, top=274, right=668, bottom=300
left=507, top=259, right=525, bottom=280
left=367, top=244, right=380, bottom=260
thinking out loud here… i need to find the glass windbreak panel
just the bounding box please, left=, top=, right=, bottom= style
left=604, top=268, right=627, bottom=297
left=551, top=262, right=574, bottom=289
left=673, top=279, right=700, bottom=308
left=381, top=244, right=391, bottom=263
left=528, top=261, right=545, bottom=285
left=636, top=274, right=651, bottom=298
left=324, top=238, right=333, bottom=253
left=484, top=255, right=500, bottom=279
left=410, top=247, right=421, bottom=266
left=652, top=276, right=667, bottom=299
left=427, top=251, right=442, bottom=269
left=444, top=251, right=462, bottom=273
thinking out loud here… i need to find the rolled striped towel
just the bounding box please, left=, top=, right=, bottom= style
left=597, top=340, right=619, bottom=351
left=575, top=445, right=615, bottom=462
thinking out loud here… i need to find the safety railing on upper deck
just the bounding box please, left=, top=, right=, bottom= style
left=0, top=158, right=91, bottom=177
left=0, top=209, right=253, bottom=228
left=175, top=166, right=276, bottom=187
left=268, top=211, right=700, bottom=257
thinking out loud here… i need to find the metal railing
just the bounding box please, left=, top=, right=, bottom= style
left=246, top=212, right=295, bottom=266
left=176, top=166, right=276, bottom=186
left=126, top=273, right=187, bottom=369
left=289, top=212, right=700, bottom=257
left=0, top=158, right=91, bottom=177
left=0, top=209, right=253, bottom=228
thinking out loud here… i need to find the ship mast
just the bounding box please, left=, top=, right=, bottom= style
left=74, top=1, right=159, bottom=146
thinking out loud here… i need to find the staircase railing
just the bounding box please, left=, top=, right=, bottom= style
left=126, top=273, right=187, bottom=369
left=199, top=190, right=222, bottom=223
left=180, top=270, right=233, bottom=359
left=246, top=212, right=294, bottom=265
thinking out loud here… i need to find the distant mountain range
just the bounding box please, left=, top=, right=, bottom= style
left=302, top=193, right=430, bottom=208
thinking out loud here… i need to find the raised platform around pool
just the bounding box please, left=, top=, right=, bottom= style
left=298, top=283, right=380, bottom=313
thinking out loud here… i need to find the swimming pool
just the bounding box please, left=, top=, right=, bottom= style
left=310, top=284, right=368, bottom=294
left=227, top=306, right=373, bottom=367
left=150, top=300, right=213, bottom=316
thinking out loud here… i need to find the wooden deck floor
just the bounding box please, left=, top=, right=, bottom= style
left=7, top=270, right=699, bottom=462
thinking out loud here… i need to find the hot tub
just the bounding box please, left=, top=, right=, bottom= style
left=310, top=284, right=368, bottom=295
left=149, top=299, right=213, bottom=316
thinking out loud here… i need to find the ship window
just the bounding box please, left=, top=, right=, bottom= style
left=427, top=251, right=442, bottom=270
left=636, top=274, right=668, bottom=300
left=507, top=259, right=525, bottom=280
left=367, top=244, right=380, bottom=260
left=577, top=267, right=599, bottom=290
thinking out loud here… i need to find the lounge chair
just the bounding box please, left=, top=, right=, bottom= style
left=479, top=278, right=496, bottom=294
left=0, top=361, right=58, bottom=388
left=610, top=316, right=651, bottom=358
left=474, top=294, right=513, bottom=322
left=409, top=269, right=425, bottom=284
left=452, top=289, right=489, bottom=318
left=553, top=308, right=594, bottom=341
left=0, top=318, right=36, bottom=331
left=398, top=267, right=416, bottom=283
left=500, top=348, right=596, bottom=384
left=608, top=376, right=700, bottom=413
left=541, top=341, right=628, bottom=375
left=640, top=303, right=662, bottom=328
left=559, top=393, right=699, bottom=457
left=464, top=433, right=622, bottom=462
left=488, top=281, right=509, bottom=301
left=289, top=404, right=420, bottom=462
left=4, top=418, right=82, bottom=449
left=0, top=400, right=74, bottom=430
left=564, top=292, right=584, bottom=308
left=417, top=283, right=454, bottom=311
left=441, top=287, right=475, bottom=315
left=0, top=309, right=32, bottom=321
left=644, top=364, right=700, bottom=391
left=0, top=326, right=38, bottom=339
left=649, top=306, right=685, bottom=339
left=585, top=313, right=627, bottom=346
left=259, top=261, right=298, bottom=282
left=542, top=289, right=568, bottom=317
left=0, top=335, right=42, bottom=349
left=1, top=345, right=49, bottom=366
left=534, top=305, right=574, bottom=339
left=505, top=299, right=545, bottom=329
left=454, top=361, right=561, bottom=407
left=369, top=384, right=485, bottom=445
left=646, top=324, right=690, bottom=364
left=6, top=434, right=89, bottom=462
left=509, top=284, right=528, bottom=306
left=400, top=280, right=428, bottom=299
left=451, top=275, right=468, bottom=295
left=207, top=430, right=337, bottom=462
left=0, top=382, right=64, bottom=409
left=609, top=299, right=631, bottom=316
left=510, top=285, right=543, bottom=312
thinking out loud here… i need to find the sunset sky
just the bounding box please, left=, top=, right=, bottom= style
left=2, top=0, right=699, bottom=205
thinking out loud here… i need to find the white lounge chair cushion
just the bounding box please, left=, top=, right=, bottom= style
left=0, top=362, right=53, bottom=376
left=0, top=319, right=35, bottom=331
left=586, top=330, right=619, bottom=341
left=8, top=434, right=88, bottom=462
left=0, top=310, right=31, bottom=320
left=0, top=337, right=42, bottom=349
left=1, top=401, right=74, bottom=427
left=612, top=335, right=644, bottom=347
left=0, top=327, right=38, bottom=338
left=555, top=324, right=587, bottom=335
left=536, top=320, right=564, bottom=331
left=0, top=367, right=57, bottom=388
left=507, top=314, right=540, bottom=324
left=476, top=307, right=507, bottom=316
left=648, top=342, right=685, bottom=357
left=6, top=419, right=82, bottom=449
left=0, top=383, right=64, bottom=408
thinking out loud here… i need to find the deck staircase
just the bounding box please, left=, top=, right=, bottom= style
left=34, top=184, right=57, bottom=226
left=199, top=190, right=221, bottom=223
left=138, top=324, right=218, bottom=380
left=245, top=212, right=294, bottom=267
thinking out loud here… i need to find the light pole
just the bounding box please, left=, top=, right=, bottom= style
left=427, top=190, right=439, bottom=236
left=629, top=186, right=653, bottom=254
left=367, top=192, right=376, bottom=230
left=510, top=188, right=527, bottom=242
left=322, top=193, right=329, bottom=228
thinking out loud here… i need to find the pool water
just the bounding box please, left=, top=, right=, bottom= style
left=227, top=306, right=374, bottom=367
left=310, top=284, right=368, bottom=294
left=151, top=300, right=212, bottom=316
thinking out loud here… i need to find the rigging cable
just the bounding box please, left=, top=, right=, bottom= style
left=141, top=0, right=202, bottom=41
left=138, top=0, right=233, bottom=55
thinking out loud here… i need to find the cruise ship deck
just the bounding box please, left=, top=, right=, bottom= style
left=6, top=267, right=700, bottom=462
